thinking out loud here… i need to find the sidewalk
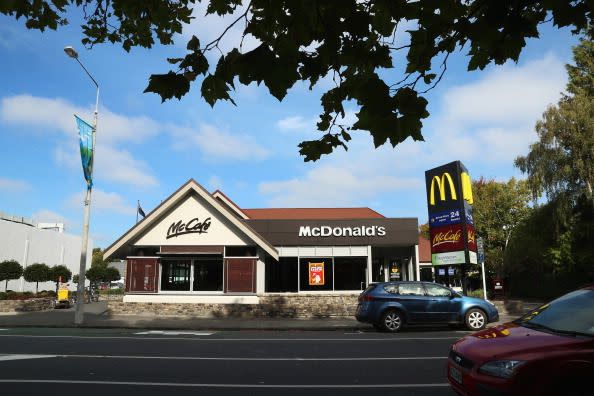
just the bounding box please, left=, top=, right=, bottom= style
left=0, top=302, right=519, bottom=331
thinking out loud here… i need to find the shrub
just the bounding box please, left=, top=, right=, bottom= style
left=467, top=289, right=489, bottom=299
left=0, top=292, right=6, bottom=300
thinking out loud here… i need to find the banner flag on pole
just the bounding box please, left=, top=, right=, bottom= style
left=75, top=115, right=94, bottom=188
left=138, top=203, right=146, bottom=218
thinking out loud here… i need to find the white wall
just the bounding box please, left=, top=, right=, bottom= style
left=0, top=219, right=92, bottom=292
left=134, top=193, right=252, bottom=247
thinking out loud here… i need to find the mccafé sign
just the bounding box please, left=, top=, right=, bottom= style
left=430, top=224, right=464, bottom=253
left=167, top=216, right=211, bottom=239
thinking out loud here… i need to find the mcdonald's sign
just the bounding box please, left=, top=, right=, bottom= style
left=425, top=161, right=477, bottom=266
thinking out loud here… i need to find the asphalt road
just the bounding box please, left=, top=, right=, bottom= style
left=0, top=327, right=465, bottom=395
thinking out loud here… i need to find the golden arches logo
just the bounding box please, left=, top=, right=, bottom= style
left=429, top=173, right=457, bottom=205
left=461, top=172, right=473, bottom=204
left=429, top=172, right=473, bottom=205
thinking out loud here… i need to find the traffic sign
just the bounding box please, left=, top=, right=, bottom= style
left=477, top=236, right=484, bottom=263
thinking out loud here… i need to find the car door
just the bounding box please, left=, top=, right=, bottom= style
left=397, top=282, right=431, bottom=323
left=423, top=283, right=455, bottom=322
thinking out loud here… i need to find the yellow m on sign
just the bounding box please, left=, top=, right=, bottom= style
left=429, top=172, right=473, bottom=205
left=429, top=173, right=457, bottom=205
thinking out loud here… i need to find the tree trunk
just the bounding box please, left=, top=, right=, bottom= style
left=4, top=279, right=7, bottom=292
left=36, top=282, right=39, bottom=294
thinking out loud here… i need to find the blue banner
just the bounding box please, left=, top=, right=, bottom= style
left=75, top=115, right=94, bottom=188
left=429, top=209, right=462, bottom=227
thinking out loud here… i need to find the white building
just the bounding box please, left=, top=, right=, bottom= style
left=0, top=212, right=92, bottom=292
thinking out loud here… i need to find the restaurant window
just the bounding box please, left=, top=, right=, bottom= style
left=299, top=258, right=333, bottom=291
left=193, top=259, right=223, bottom=291
left=161, top=259, right=191, bottom=291
left=334, top=257, right=366, bottom=290
left=266, top=257, right=298, bottom=292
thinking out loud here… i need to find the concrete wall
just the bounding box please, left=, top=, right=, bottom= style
left=0, top=219, right=92, bottom=292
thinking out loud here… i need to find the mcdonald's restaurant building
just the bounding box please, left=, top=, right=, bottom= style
left=104, top=180, right=419, bottom=314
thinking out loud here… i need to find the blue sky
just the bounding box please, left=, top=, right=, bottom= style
left=0, top=6, right=581, bottom=249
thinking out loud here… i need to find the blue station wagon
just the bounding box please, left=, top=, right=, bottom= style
left=356, top=281, right=499, bottom=332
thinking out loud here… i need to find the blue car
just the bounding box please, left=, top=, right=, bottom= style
left=355, top=281, right=499, bottom=332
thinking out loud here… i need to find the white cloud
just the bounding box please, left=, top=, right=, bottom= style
left=170, top=123, right=269, bottom=161
left=96, top=144, right=159, bottom=187
left=207, top=175, right=223, bottom=192
left=259, top=53, right=567, bottom=209
left=277, top=116, right=311, bottom=131
left=260, top=164, right=421, bottom=207
left=443, top=54, right=565, bottom=126
left=31, top=209, right=74, bottom=232
left=32, top=209, right=68, bottom=223
left=67, top=188, right=135, bottom=216
left=259, top=135, right=423, bottom=208
left=0, top=94, right=160, bottom=144
left=0, top=177, right=32, bottom=193
left=423, top=53, right=566, bottom=164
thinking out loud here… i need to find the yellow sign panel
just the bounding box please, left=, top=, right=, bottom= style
left=429, top=172, right=473, bottom=205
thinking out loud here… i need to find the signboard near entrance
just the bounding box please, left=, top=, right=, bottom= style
left=308, top=262, right=325, bottom=285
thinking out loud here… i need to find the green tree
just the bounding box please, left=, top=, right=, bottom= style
left=49, top=265, right=72, bottom=293
left=515, top=38, right=594, bottom=212
left=2, top=1, right=591, bottom=161
left=23, top=263, right=51, bottom=294
left=91, top=248, right=108, bottom=269
left=0, top=260, right=23, bottom=291
left=104, top=267, right=121, bottom=284
left=509, top=38, right=594, bottom=297
left=85, top=266, right=105, bottom=289
left=72, top=274, right=79, bottom=285
left=471, top=177, right=532, bottom=276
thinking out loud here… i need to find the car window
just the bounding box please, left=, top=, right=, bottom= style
left=398, top=283, right=425, bottom=296
left=517, top=289, right=594, bottom=336
left=424, top=283, right=452, bottom=297
left=383, top=284, right=398, bottom=294
left=363, top=284, right=377, bottom=293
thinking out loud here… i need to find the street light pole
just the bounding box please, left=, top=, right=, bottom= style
left=64, top=46, right=99, bottom=326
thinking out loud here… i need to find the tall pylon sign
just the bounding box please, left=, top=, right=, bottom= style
left=425, top=161, right=477, bottom=269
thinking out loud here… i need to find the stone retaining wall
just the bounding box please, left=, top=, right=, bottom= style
left=107, top=294, right=359, bottom=318
left=0, top=298, right=54, bottom=312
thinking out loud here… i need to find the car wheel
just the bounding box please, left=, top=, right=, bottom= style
left=381, top=310, right=403, bottom=333
left=465, top=308, right=487, bottom=331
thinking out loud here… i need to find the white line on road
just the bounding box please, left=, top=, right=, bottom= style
left=0, top=379, right=451, bottom=388
left=134, top=331, right=214, bottom=336
left=0, top=353, right=448, bottom=361
left=0, top=334, right=459, bottom=341
left=0, top=355, right=57, bottom=362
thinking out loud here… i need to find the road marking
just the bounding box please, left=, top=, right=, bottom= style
left=0, top=379, right=451, bottom=388
left=0, top=354, right=57, bottom=362
left=0, top=334, right=459, bottom=341
left=134, top=331, right=214, bottom=336
left=0, top=353, right=448, bottom=361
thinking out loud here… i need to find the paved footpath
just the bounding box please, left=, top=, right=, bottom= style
left=0, top=302, right=519, bottom=331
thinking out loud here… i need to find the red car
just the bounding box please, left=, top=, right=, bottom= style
left=447, top=286, right=594, bottom=396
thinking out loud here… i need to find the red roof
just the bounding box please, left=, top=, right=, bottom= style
left=242, top=208, right=385, bottom=220
left=418, top=234, right=431, bottom=263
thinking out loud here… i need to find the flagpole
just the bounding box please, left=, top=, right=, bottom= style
left=136, top=200, right=139, bottom=224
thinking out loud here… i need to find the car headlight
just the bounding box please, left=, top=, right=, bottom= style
left=479, top=360, right=525, bottom=378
